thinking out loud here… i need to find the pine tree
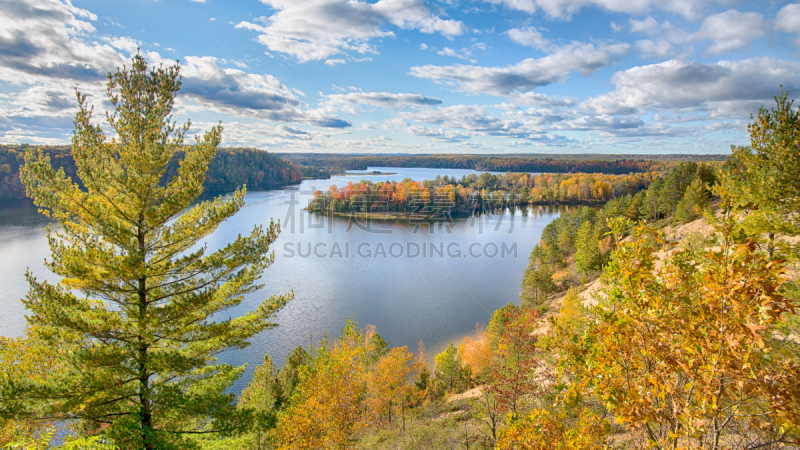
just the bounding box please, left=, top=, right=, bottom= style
left=674, top=177, right=709, bottom=224
left=726, top=88, right=800, bottom=258
left=4, top=54, right=291, bottom=449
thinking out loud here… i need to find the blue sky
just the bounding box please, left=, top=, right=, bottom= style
left=2, top=0, right=800, bottom=154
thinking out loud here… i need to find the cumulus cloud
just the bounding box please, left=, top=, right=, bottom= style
left=506, top=27, right=550, bottom=50
left=235, top=0, right=464, bottom=62
left=189, top=121, right=350, bottom=148
left=629, top=11, right=767, bottom=57
left=0, top=0, right=131, bottom=83
left=635, top=40, right=674, bottom=59
left=0, top=0, right=352, bottom=144
left=390, top=104, right=633, bottom=145
left=180, top=56, right=301, bottom=111
left=409, top=42, right=630, bottom=96
left=694, top=10, right=766, bottom=54
left=510, top=92, right=576, bottom=107
left=394, top=104, right=582, bottom=142
left=384, top=118, right=471, bottom=142
left=479, top=0, right=719, bottom=19
left=582, top=58, right=800, bottom=119
left=323, top=92, right=443, bottom=114
left=776, top=4, right=800, bottom=45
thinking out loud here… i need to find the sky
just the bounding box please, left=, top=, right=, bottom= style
left=1, top=1, right=800, bottom=154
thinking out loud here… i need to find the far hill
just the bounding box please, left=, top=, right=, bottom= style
left=277, top=152, right=726, bottom=175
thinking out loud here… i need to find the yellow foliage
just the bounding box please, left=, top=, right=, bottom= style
left=0, top=327, right=60, bottom=447
left=496, top=409, right=611, bottom=450
left=366, top=346, right=416, bottom=428
left=274, top=337, right=368, bottom=449
left=569, top=214, right=800, bottom=447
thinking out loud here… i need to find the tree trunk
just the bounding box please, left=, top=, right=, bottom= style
left=137, top=228, right=153, bottom=450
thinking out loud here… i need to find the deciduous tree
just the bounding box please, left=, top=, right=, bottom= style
left=575, top=206, right=800, bottom=449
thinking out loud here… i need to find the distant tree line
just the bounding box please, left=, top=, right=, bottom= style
left=278, top=153, right=722, bottom=175
left=0, top=145, right=312, bottom=200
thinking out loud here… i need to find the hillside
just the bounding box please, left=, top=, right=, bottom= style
left=0, top=145, right=307, bottom=200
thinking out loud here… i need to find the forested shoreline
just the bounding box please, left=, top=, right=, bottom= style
left=0, top=145, right=313, bottom=200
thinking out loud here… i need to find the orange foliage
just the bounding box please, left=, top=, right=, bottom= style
left=458, top=332, right=492, bottom=376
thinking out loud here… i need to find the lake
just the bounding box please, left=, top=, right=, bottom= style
left=0, top=167, right=567, bottom=394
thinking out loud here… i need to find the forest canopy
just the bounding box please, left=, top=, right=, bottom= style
left=0, top=145, right=305, bottom=200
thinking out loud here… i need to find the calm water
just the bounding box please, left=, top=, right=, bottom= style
left=0, top=167, right=566, bottom=394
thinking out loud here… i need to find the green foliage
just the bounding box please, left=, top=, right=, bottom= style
left=236, top=355, right=280, bottom=450
left=724, top=88, right=800, bottom=257
left=0, top=145, right=304, bottom=200
left=2, top=54, right=291, bottom=449
left=520, top=263, right=556, bottom=310
left=434, top=344, right=468, bottom=396
left=674, top=177, right=709, bottom=223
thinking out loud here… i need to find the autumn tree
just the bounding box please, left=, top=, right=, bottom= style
left=571, top=207, right=800, bottom=449
left=496, top=409, right=610, bottom=450
left=0, top=327, right=61, bottom=447
left=2, top=54, right=291, bottom=449
left=366, top=346, right=416, bottom=430
left=458, top=328, right=492, bottom=379
left=275, top=319, right=369, bottom=449
left=472, top=309, right=545, bottom=445
left=486, top=309, right=542, bottom=417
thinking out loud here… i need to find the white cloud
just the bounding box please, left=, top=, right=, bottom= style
left=235, top=0, right=464, bottom=62
left=694, top=10, right=766, bottom=54
left=409, top=42, right=630, bottom=96
left=511, top=92, right=576, bottom=107
left=391, top=103, right=649, bottom=145
left=189, top=121, right=350, bottom=148
left=479, top=0, right=719, bottom=19
left=436, top=47, right=475, bottom=61
left=582, top=58, right=800, bottom=119
left=178, top=56, right=351, bottom=127
left=325, top=59, right=346, bottom=66
left=419, top=43, right=428, bottom=50
left=776, top=4, right=800, bottom=45
left=506, top=27, right=550, bottom=50
left=0, top=0, right=129, bottom=83
left=0, top=0, right=354, bottom=146
left=384, top=118, right=471, bottom=142
left=629, top=16, right=661, bottom=36
left=635, top=39, right=674, bottom=59
left=323, top=91, right=443, bottom=114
